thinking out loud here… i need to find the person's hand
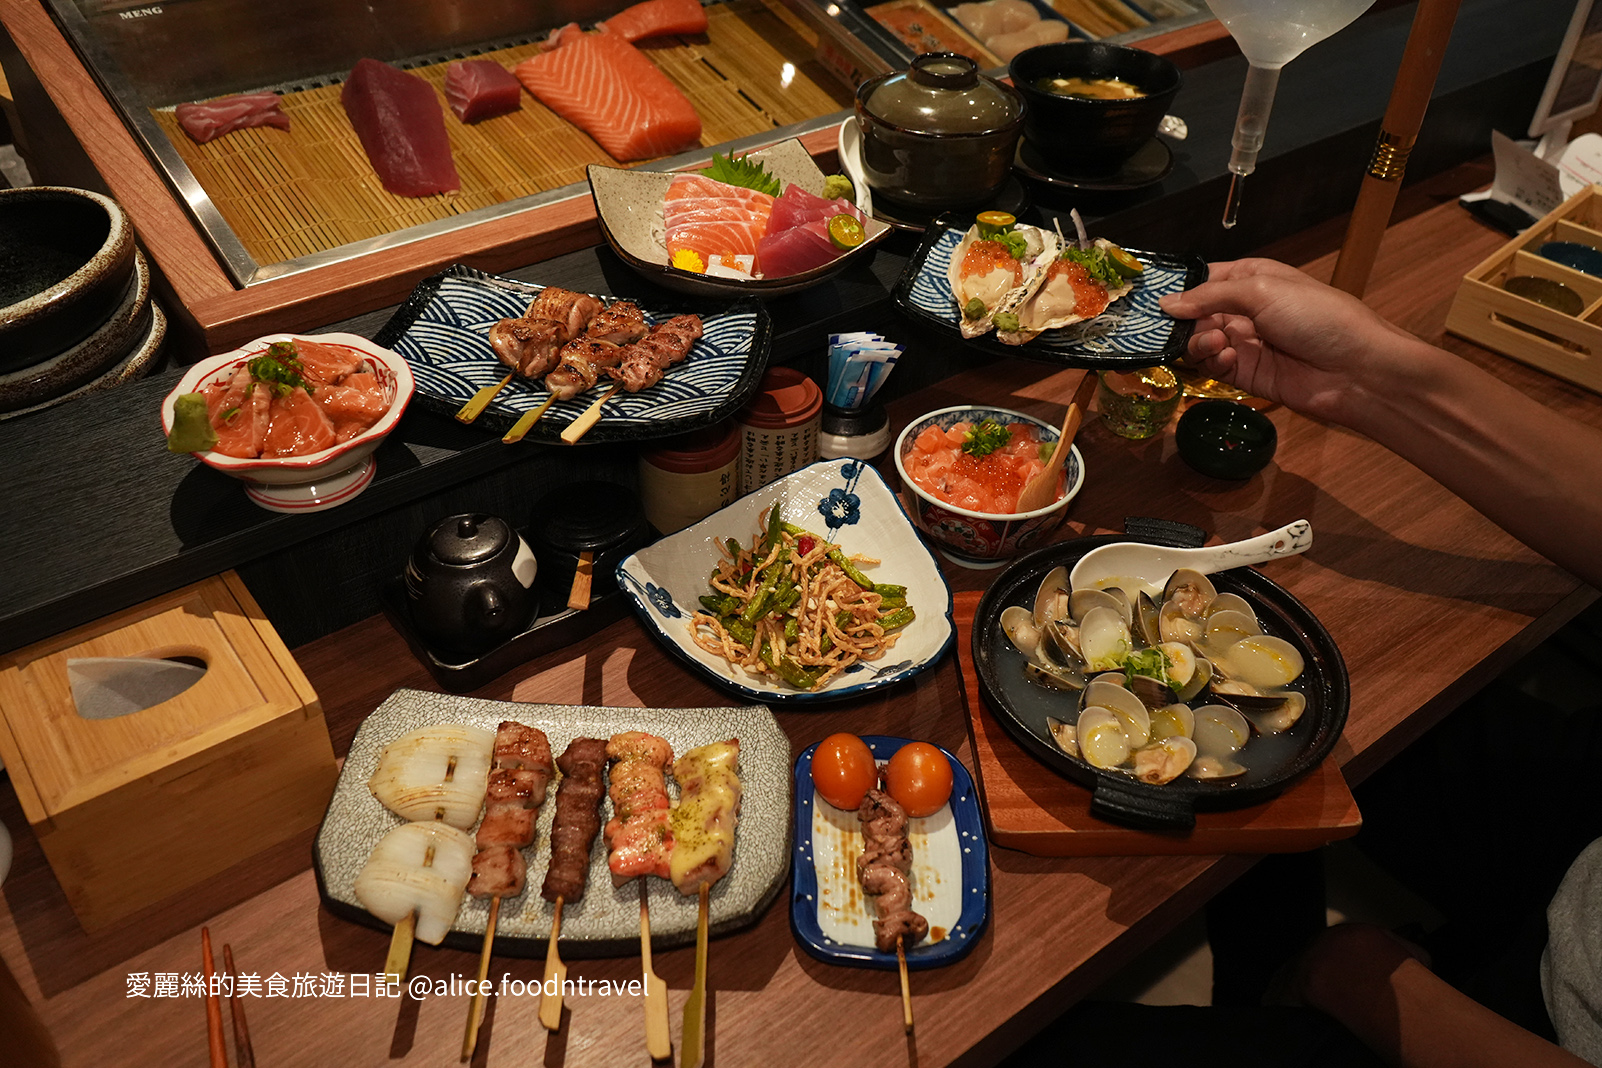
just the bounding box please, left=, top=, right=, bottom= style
left=1157, top=259, right=1423, bottom=426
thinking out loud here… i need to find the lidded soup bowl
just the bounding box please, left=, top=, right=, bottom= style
left=1010, top=42, right=1181, bottom=177
left=855, top=53, right=1025, bottom=212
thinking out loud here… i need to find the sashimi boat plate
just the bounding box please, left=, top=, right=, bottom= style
left=374, top=265, right=772, bottom=440
left=893, top=215, right=1207, bottom=368
left=590, top=138, right=893, bottom=299
left=313, top=689, right=792, bottom=958
left=791, top=735, right=989, bottom=970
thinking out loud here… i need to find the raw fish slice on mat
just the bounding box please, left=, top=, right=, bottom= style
left=950, top=0, right=1039, bottom=37
left=602, top=0, right=709, bottom=41
left=293, top=339, right=365, bottom=386
left=353, top=822, right=475, bottom=944
left=444, top=59, right=522, bottom=123
left=341, top=58, right=460, bottom=197
left=261, top=387, right=337, bottom=458
left=367, top=724, right=495, bottom=829
left=515, top=24, right=701, bottom=162
left=204, top=366, right=270, bottom=458
left=174, top=92, right=289, bottom=144
left=988, top=18, right=1069, bottom=62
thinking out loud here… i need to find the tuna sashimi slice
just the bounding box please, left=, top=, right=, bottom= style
left=756, top=185, right=864, bottom=277
left=766, top=183, right=863, bottom=231
left=174, top=93, right=289, bottom=144
left=515, top=24, right=701, bottom=162
left=341, top=58, right=461, bottom=197
left=262, top=387, right=338, bottom=458
left=444, top=60, right=523, bottom=123
left=602, top=0, right=709, bottom=42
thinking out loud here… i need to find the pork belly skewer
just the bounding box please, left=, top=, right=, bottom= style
left=669, top=739, right=742, bottom=1068
left=364, top=724, right=494, bottom=981
left=462, top=721, right=555, bottom=1062
left=859, top=787, right=929, bottom=1034
left=538, top=736, right=609, bottom=1031
left=606, top=731, right=676, bottom=1062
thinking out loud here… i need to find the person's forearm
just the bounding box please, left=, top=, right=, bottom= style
left=1335, top=337, right=1602, bottom=590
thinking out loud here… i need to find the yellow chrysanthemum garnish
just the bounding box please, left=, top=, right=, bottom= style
left=671, top=248, right=706, bottom=273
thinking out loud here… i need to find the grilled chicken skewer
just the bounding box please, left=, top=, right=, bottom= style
left=538, top=737, right=609, bottom=1031
left=606, top=731, right=676, bottom=1061
left=858, top=788, right=928, bottom=1034
left=462, top=722, right=555, bottom=1062
left=490, top=287, right=605, bottom=439
left=607, top=314, right=705, bottom=393
left=669, top=740, right=742, bottom=1068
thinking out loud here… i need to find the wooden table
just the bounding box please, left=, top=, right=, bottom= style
left=2, top=187, right=1596, bottom=1068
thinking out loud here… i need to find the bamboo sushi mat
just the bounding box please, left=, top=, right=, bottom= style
left=147, top=0, right=854, bottom=270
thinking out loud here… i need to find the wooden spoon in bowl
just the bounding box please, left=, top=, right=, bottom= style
left=1016, top=372, right=1097, bottom=513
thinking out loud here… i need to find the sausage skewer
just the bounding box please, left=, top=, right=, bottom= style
left=539, top=737, right=609, bottom=1031
left=858, top=787, right=928, bottom=1034
left=462, top=722, right=555, bottom=1062
left=606, top=731, right=676, bottom=1061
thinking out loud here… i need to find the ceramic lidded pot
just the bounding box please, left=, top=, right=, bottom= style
left=855, top=53, right=1025, bottom=212
left=404, top=514, right=538, bottom=658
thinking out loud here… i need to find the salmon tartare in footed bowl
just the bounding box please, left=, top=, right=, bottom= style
left=894, top=405, right=1085, bottom=569
left=161, top=333, right=414, bottom=514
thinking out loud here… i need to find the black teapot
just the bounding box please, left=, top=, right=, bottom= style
left=404, top=513, right=538, bottom=658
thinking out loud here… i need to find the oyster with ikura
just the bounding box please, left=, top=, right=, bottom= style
left=948, top=211, right=1058, bottom=339
left=996, top=230, right=1143, bottom=346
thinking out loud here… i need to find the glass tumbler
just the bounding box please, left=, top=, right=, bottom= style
left=1097, top=366, right=1182, bottom=440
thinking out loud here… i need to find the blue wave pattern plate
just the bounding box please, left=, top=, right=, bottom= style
left=374, top=264, right=773, bottom=442
left=892, top=215, right=1207, bottom=368
left=791, top=736, right=989, bottom=970
left=617, top=458, right=955, bottom=705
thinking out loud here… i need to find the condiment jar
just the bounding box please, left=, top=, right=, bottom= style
left=404, top=513, right=538, bottom=658
left=855, top=52, right=1026, bottom=211
left=639, top=421, right=740, bottom=534
left=737, top=366, right=822, bottom=492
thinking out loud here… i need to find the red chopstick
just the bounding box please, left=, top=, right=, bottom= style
left=224, top=944, right=256, bottom=1068
left=200, top=926, right=228, bottom=1068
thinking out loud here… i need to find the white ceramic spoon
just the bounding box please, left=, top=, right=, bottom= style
left=1069, top=520, right=1313, bottom=596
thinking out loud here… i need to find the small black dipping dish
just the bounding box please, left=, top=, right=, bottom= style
left=1175, top=400, right=1278, bottom=480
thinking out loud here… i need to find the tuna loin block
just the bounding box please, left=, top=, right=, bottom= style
left=341, top=58, right=461, bottom=197
left=444, top=60, right=523, bottom=123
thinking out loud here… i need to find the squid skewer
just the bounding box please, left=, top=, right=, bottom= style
left=605, top=731, right=676, bottom=1061
left=539, top=737, right=610, bottom=1031
left=462, top=722, right=554, bottom=1062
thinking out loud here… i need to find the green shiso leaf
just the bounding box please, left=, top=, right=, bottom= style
left=700, top=152, right=782, bottom=196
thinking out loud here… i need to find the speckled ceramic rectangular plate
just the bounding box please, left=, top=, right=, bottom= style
left=892, top=216, right=1207, bottom=368
left=313, top=689, right=792, bottom=958
left=373, top=265, right=772, bottom=440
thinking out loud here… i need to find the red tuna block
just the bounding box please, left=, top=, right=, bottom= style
left=444, top=60, right=523, bottom=123
left=341, top=58, right=461, bottom=197
left=602, top=0, right=709, bottom=42
left=174, top=92, right=289, bottom=144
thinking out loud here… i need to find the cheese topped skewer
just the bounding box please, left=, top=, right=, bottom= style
left=671, top=739, right=742, bottom=1068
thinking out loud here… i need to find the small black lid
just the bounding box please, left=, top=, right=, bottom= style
left=427, top=514, right=513, bottom=565
left=822, top=402, right=889, bottom=438
left=529, top=481, right=647, bottom=555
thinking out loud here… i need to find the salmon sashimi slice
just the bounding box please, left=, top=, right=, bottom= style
left=515, top=24, right=701, bottom=163
left=293, top=340, right=366, bottom=386
left=341, top=58, right=461, bottom=197
left=315, top=372, right=388, bottom=442
left=261, top=387, right=338, bottom=458
left=444, top=59, right=523, bottom=123
left=663, top=173, right=773, bottom=267
left=602, top=0, right=709, bottom=41
left=205, top=366, right=271, bottom=458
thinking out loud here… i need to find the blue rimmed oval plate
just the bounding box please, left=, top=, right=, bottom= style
left=892, top=214, right=1207, bottom=368
left=616, top=458, right=956, bottom=705
left=790, top=735, right=989, bottom=970
left=373, top=264, right=772, bottom=442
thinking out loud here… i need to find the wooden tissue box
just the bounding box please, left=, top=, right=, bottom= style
left=0, top=573, right=337, bottom=931
left=1446, top=183, right=1602, bottom=394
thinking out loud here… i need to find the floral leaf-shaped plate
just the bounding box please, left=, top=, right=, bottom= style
left=892, top=213, right=1207, bottom=368
left=617, top=458, right=956, bottom=705
left=373, top=264, right=772, bottom=441
left=791, top=735, right=989, bottom=969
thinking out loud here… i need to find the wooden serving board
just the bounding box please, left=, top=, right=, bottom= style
left=953, top=590, right=1362, bottom=856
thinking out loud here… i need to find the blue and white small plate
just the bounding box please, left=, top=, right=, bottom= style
left=892, top=215, right=1207, bottom=368
left=790, top=736, right=989, bottom=970
left=373, top=264, right=772, bottom=441
left=616, top=458, right=955, bottom=705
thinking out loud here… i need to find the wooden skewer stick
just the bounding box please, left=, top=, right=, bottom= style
left=384, top=912, right=417, bottom=986
left=457, top=373, right=514, bottom=424
left=223, top=945, right=256, bottom=1068
left=502, top=394, right=559, bottom=444
left=460, top=895, right=501, bottom=1062
left=680, top=883, right=711, bottom=1068
left=200, top=927, right=227, bottom=1068
left=897, top=935, right=913, bottom=1034
left=538, top=897, right=567, bottom=1032
left=560, top=382, right=622, bottom=445
left=567, top=551, right=595, bottom=612
left=639, top=881, right=672, bottom=1062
